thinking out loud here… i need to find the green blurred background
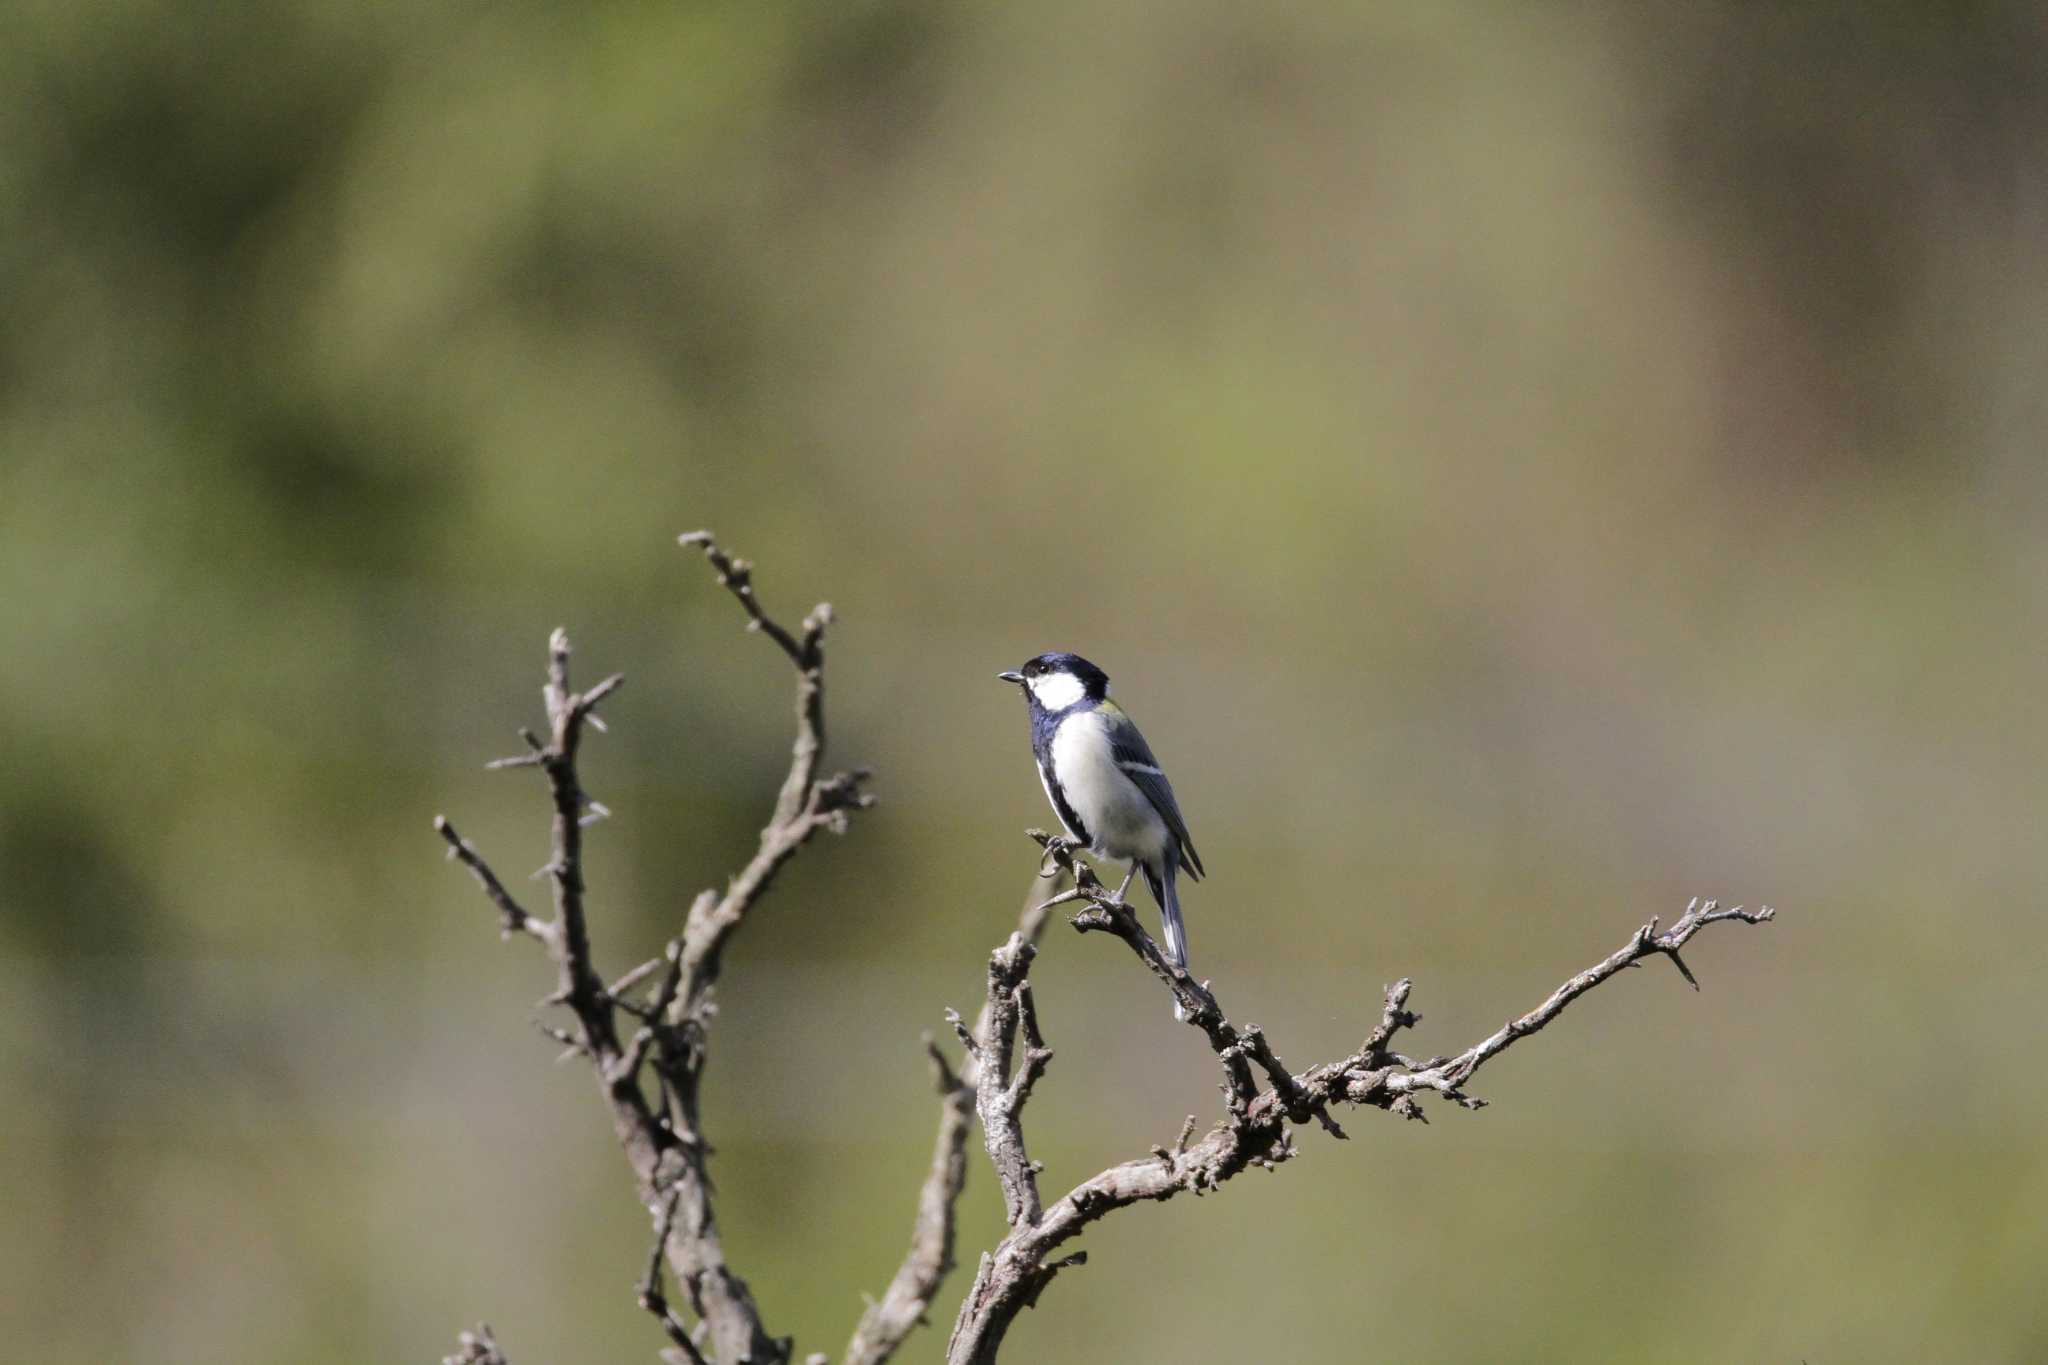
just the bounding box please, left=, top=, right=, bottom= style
left=5, top=1, right=2045, bottom=1360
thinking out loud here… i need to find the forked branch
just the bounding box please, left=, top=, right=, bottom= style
left=434, top=534, right=872, bottom=1365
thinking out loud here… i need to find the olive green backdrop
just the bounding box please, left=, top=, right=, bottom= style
left=4, top=2, right=2045, bottom=1361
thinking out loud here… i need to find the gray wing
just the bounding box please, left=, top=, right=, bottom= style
left=1106, top=710, right=1205, bottom=880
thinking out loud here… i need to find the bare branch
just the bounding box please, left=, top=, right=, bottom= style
left=437, top=535, right=872, bottom=1365
left=846, top=879, right=1057, bottom=1365
left=972, top=934, right=1048, bottom=1229
left=433, top=817, right=552, bottom=945
left=842, top=1038, right=975, bottom=1365
left=1360, top=978, right=1419, bottom=1058
left=1367, top=898, right=1778, bottom=1109
left=1050, top=852, right=1256, bottom=1116
left=607, top=941, right=684, bottom=1084
left=535, top=633, right=619, bottom=1035
left=675, top=532, right=874, bottom=1005
left=608, top=953, right=668, bottom=1002
left=624, top=532, right=874, bottom=1365
left=944, top=839, right=1778, bottom=1363
left=678, top=530, right=810, bottom=668
left=638, top=1191, right=709, bottom=1365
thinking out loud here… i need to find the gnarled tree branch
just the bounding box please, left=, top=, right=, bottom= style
left=434, top=533, right=872, bottom=1364
left=943, top=836, right=1776, bottom=1363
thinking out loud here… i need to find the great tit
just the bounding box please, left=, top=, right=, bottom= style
left=998, top=652, right=1205, bottom=973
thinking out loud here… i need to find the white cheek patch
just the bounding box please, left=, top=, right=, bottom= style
left=1027, top=672, right=1086, bottom=711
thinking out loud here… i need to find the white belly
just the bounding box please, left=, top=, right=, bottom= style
left=1050, top=711, right=1170, bottom=863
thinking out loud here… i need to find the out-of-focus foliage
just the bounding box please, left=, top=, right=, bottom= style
left=4, top=1, right=2045, bottom=1360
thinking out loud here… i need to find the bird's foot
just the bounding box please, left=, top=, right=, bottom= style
left=1033, top=833, right=1082, bottom=877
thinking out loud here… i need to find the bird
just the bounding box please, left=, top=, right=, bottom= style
left=998, top=652, right=1205, bottom=977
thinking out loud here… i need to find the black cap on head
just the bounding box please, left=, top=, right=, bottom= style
left=1014, top=651, right=1109, bottom=699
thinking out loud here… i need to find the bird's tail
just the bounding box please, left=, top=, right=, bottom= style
left=1144, top=854, right=1189, bottom=973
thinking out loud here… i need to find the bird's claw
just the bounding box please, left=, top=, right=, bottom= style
left=1034, top=833, right=1081, bottom=877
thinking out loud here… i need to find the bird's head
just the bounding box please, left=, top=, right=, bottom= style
left=997, top=652, right=1109, bottom=712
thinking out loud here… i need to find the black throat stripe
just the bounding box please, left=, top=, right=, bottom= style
left=1037, top=757, right=1091, bottom=847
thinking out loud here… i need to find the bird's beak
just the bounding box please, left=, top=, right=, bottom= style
left=996, top=671, right=1025, bottom=685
